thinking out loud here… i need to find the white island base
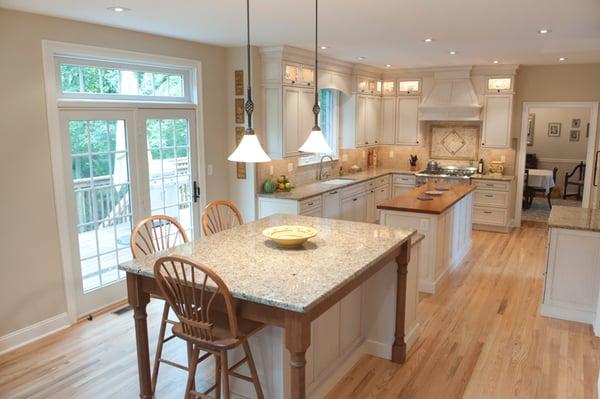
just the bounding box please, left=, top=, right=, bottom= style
left=379, top=188, right=473, bottom=294
left=227, top=238, right=423, bottom=399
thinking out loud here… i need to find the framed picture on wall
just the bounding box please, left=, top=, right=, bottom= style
left=548, top=122, right=561, bottom=137
left=527, top=114, right=535, bottom=146
left=572, top=118, right=581, bottom=129
left=569, top=130, right=580, bottom=142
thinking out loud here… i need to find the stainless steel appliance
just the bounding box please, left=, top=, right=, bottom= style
left=415, top=165, right=477, bottom=186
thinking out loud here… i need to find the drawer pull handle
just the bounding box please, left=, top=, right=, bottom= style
left=307, top=202, right=314, bottom=206
left=483, top=211, right=493, bottom=214
left=329, top=191, right=338, bottom=194
left=485, top=194, right=494, bottom=198
left=486, top=184, right=493, bottom=187
left=353, top=198, right=358, bottom=202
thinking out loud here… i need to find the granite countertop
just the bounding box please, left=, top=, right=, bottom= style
left=548, top=206, right=600, bottom=232
left=470, top=174, right=515, bottom=181
left=377, top=183, right=476, bottom=215
left=120, top=214, right=415, bottom=313
left=258, top=168, right=416, bottom=201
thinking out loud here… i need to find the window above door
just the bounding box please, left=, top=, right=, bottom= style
left=55, top=56, right=195, bottom=103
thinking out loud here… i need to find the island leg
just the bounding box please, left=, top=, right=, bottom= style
left=285, top=313, right=311, bottom=399
left=392, top=241, right=410, bottom=363
left=127, top=273, right=153, bottom=399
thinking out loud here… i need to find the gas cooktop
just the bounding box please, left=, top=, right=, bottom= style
left=415, top=166, right=478, bottom=178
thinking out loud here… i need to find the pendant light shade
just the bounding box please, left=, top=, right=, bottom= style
left=298, top=128, right=332, bottom=153
left=228, top=133, right=271, bottom=162
left=298, top=0, right=332, bottom=155
left=228, top=0, right=271, bottom=163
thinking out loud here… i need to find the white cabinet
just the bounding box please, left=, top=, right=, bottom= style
left=542, top=227, right=600, bottom=325
left=481, top=94, right=512, bottom=148
left=365, top=96, right=382, bottom=146
left=339, top=287, right=363, bottom=354
left=472, top=178, right=513, bottom=233
left=313, top=303, right=341, bottom=374
left=322, top=189, right=341, bottom=219
left=392, top=173, right=416, bottom=197
left=282, top=86, right=314, bottom=157
left=381, top=97, right=396, bottom=145
left=283, top=62, right=314, bottom=86
left=396, top=96, right=420, bottom=145
left=341, top=193, right=366, bottom=222
left=356, top=95, right=367, bottom=147
left=366, top=189, right=377, bottom=223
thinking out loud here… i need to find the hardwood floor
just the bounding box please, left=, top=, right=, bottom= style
left=0, top=224, right=598, bottom=398
left=327, top=224, right=600, bottom=399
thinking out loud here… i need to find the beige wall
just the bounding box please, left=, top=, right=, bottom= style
left=0, top=9, right=228, bottom=336
left=527, top=107, right=590, bottom=159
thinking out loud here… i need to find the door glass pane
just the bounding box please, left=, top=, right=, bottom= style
left=146, top=118, right=194, bottom=238
left=68, top=119, right=133, bottom=292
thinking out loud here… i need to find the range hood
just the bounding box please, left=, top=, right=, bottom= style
left=419, top=69, right=482, bottom=121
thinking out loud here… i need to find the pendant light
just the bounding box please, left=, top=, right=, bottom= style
left=228, top=0, right=271, bottom=163
left=298, top=0, right=332, bottom=154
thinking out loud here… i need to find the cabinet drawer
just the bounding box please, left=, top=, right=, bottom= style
left=472, top=179, right=510, bottom=191
left=473, top=190, right=509, bottom=208
left=299, top=195, right=322, bottom=213
left=341, top=182, right=366, bottom=199
left=374, top=175, right=391, bottom=188
left=393, top=174, right=416, bottom=185
left=473, top=206, right=507, bottom=226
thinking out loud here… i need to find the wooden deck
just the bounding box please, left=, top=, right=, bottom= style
left=0, top=223, right=598, bottom=398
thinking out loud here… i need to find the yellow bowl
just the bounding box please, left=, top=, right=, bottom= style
left=262, top=225, right=318, bottom=248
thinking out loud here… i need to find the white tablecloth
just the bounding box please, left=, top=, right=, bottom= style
left=527, top=169, right=555, bottom=194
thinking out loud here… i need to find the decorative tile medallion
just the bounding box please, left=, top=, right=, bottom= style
left=430, top=125, right=479, bottom=160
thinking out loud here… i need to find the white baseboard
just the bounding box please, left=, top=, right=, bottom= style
left=405, top=322, right=422, bottom=352
left=0, top=312, right=70, bottom=356
left=540, top=304, right=595, bottom=325
left=364, top=338, right=392, bottom=360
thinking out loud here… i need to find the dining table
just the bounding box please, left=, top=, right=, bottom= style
left=527, top=168, right=556, bottom=194
left=119, top=213, right=415, bottom=399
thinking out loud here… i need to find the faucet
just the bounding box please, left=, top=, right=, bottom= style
left=317, top=155, right=334, bottom=181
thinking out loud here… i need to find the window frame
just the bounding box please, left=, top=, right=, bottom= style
left=298, top=88, right=340, bottom=167
left=55, top=55, right=194, bottom=104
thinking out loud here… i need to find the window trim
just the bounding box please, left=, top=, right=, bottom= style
left=55, top=55, right=194, bottom=104
left=298, top=89, right=340, bottom=167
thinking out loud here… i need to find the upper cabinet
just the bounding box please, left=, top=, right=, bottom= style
left=481, top=94, right=513, bottom=148
left=486, top=76, right=513, bottom=94
left=381, top=96, right=396, bottom=145
left=395, top=97, right=420, bottom=145
left=283, top=62, right=314, bottom=86
left=381, top=80, right=396, bottom=96
left=355, top=76, right=382, bottom=95
left=341, top=93, right=381, bottom=148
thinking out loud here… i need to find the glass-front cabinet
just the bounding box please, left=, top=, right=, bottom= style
left=382, top=80, right=396, bottom=96
left=486, top=77, right=513, bottom=93
left=283, top=62, right=314, bottom=86
left=398, top=80, right=421, bottom=95
left=356, top=76, right=381, bottom=95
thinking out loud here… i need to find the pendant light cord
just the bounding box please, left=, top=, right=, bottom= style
left=312, top=0, right=321, bottom=130
left=245, top=0, right=255, bottom=134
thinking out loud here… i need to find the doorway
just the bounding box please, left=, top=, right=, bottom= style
left=515, top=102, right=599, bottom=225
left=59, top=108, right=201, bottom=317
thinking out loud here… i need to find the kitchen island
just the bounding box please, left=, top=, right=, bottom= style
left=378, top=183, right=476, bottom=293
left=120, top=214, right=415, bottom=399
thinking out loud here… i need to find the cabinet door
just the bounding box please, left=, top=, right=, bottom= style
left=396, top=96, right=420, bottom=145
left=340, top=287, right=362, bottom=354
left=283, top=86, right=300, bottom=156
left=322, top=190, right=341, bottom=219
left=482, top=94, right=512, bottom=148
left=366, top=190, right=376, bottom=223
left=375, top=185, right=390, bottom=204
left=301, top=206, right=322, bottom=217
left=393, top=184, right=413, bottom=197
left=341, top=197, right=355, bottom=221
left=299, top=88, right=315, bottom=148
left=381, top=97, right=396, bottom=145
left=313, top=302, right=340, bottom=375
left=370, top=96, right=382, bottom=145
left=356, top=96, right=367, bottom=147
left=353, top=194, right=367, bottom=222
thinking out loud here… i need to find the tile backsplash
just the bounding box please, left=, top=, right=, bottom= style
left=256, top=122, right=516, bottom=191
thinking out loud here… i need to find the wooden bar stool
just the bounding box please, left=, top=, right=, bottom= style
left=154, top=255, right=265, bottom=399
left=202, top=200, right=244, bottom=236
left=131, top=215, right=191, bottom=393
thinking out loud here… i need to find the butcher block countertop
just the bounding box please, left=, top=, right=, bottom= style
left=377, top=183, right=476, bottom=215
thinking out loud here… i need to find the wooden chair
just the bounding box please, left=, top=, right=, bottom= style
left=528, top=167, right=558, bottom=209
left=154, top=255, right=265, bottom=399
left=523, top=169, right=531, bottom=209
left=563, top=161, right=586, bottom=201
left=202, top=200, right=244, bottom=236
left=131, top=215, right=190, bottom=394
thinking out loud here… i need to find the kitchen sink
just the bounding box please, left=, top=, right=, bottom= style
left=321, top=178, right=356, bottom=185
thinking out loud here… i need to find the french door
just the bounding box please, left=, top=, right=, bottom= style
left=59, top=108, right=200, bottom=317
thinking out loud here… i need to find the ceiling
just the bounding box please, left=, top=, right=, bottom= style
left=2, top=0, right=600, bottom=68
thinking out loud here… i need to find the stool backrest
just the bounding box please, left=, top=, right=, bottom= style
left=131, top=215, right=189, bottom=259
left=154, top=255, right=239, bottom=342
left=202, top=200, right=243, bottom=236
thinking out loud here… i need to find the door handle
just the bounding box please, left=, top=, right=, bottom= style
left=193, top=181, right=200, bottom=203
left=594, top=150, right=600, bottom=187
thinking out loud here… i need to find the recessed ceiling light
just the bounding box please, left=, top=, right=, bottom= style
left=537, top=28, right=552, bottom=34
left=356, top=56, right=366, bottom=61
left=449, top=50, right=457, bottom=55
left=320, top=46, right=328, bottom=50
left=385, top=64, right=392, bottom=68
left=493, top=60, right=499, bottom=64
left=107, top=6, right=130, bottom=12
left=423, top=38, right=434, bottom=43
left=559, top=57, right=567, bottom=61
